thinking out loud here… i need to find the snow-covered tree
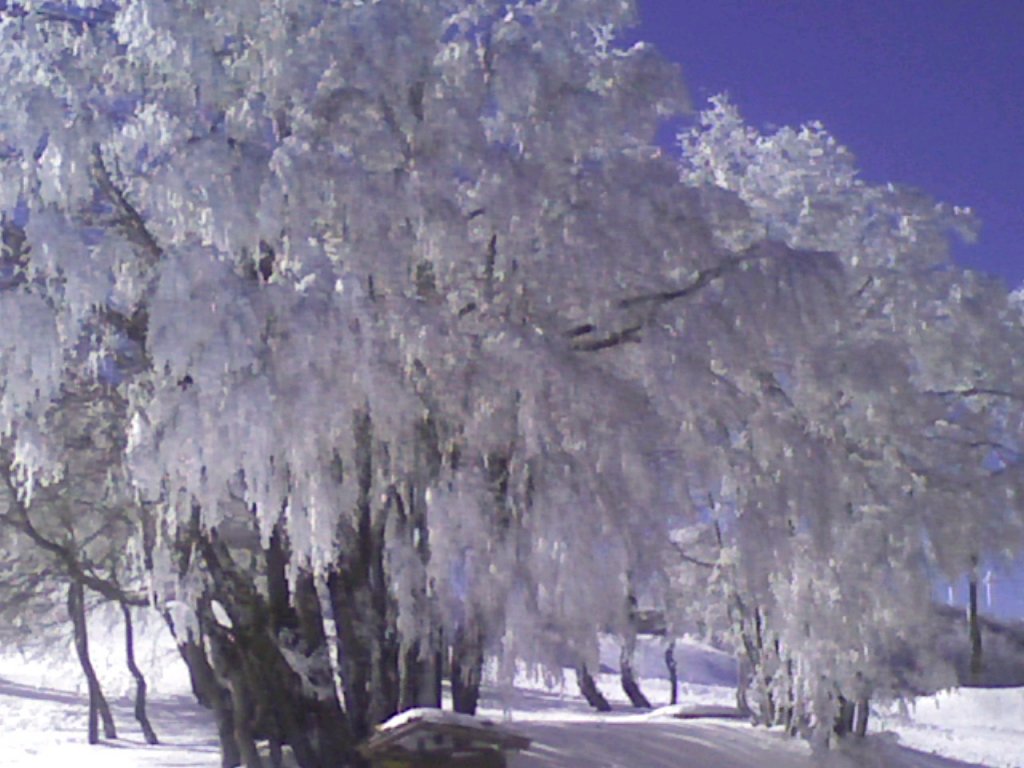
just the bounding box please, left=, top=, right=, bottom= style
left=675, top=97, right=1024, bottom=740
left=1, top=1, right=711, bottom=763
left=3, top=2, right=1022, bottom=763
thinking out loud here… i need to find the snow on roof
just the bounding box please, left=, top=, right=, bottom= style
left=379, top=707, right=499, bottom=732
left=363, top=707, right=531, bottom=756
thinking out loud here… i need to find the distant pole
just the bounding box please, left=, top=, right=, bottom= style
left=983, top=570, right=993, bottom=608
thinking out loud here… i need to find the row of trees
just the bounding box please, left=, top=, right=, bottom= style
left=666, top=99, right=1024, bottom=739
left=1, top=1, right=1022, bottom=764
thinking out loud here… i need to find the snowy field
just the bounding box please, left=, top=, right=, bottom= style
left=0, top=625, right=1021, bottom=768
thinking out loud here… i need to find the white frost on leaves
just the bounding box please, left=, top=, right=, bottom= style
left=9, top=424, right=62, bottom=506
left=0, top=293, right=62, bottom=439
left=0, top=0, right=1022, bottom=745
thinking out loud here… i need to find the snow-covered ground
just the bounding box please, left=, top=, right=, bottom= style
left=874, top=687, right=1024, bottom=768
left=0, top=623, right=1021, bottom=767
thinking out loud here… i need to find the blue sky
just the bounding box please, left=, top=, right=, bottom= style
left=635, top=0, right=1024, bottom=289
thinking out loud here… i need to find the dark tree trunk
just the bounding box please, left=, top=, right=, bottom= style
left=854, top=696, right=870, bottom=737
left=200, top=532, right=360, bottom=768
left=329, top=568, right=373, bottom=738
left=834, top=695, right=855, bottom=737
left=266, top=524, right=292, bottom=633
left=735, top=656, right=752, bottom=718
left=665, top=642, right=678, bottom=706
left=67, top=581, right=116, bottom=742
left=451, top=625, right=485, bottom=715
left=162, top=508, right=241, bottom=767
left=393, top=424, right=444, bottom=717
left=399, top=632, right=443, bottom=712
left=399, top=643, right=419, bottom=713
left=576, top=664, right=612, bottom=712
left=620, top=589, right=651, bottom=709
left=779, top=657, right=796, bottom=735
left=329, top=410, right=402, bottom=736
left=968, top=560, right=983, bottom=683
left=329, top=555, right=402, bottom=737
left=174, top=634, right=241, bottom=768
left=752, top=608, right=776, bottom=726
left=121, top=603, right=159, bottom=744
left=227, top=665, right=264, bottom=768
left=291, top=572, right=361, bottom=767
left=203, top=617, right=264, bottom=768
left=620, top=644, right=652, bottom=709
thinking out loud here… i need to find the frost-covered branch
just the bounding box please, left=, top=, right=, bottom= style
left=90, top=145, right=164, bottom=267
left=0, top=471, right=147, bottom=607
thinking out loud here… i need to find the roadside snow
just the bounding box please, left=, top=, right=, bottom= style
left=875, top=688, right=1024, bottom=768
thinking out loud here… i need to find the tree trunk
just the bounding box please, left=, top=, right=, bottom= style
left=229, top=673, right=264, bottom=768
left=205, top=624, right=264, bottom=768
left=665, top=642, right=678, bottom=706
left=451, top=625, right=485, bottom=715
left=393, top=435, right=444, bottom=717
left=330, top=580, right=373, bottom=739
left=735, top=656, right=752, bottom=718
left=854, top=696, right=870, bottom=737
left=620, top=644, right=652, bottom=709
left=291, top=573, right=361, bottom=768
left=67, top=581, right=116, bottom=742
left=752, top=608, right=775, bottom=726
left=399, top=632, right=443, bottom=712
left=834, top=695, right=855, bottom=737
left=329, top=409, right=402, bottom=736
left=174, top=634, right=241, bottom=768
left=122, top=603, right=159, bottom=744
left=968, top=561, right=983, bottom=683
left=576, top=664, right=611, bottom=712
left=779, top=657, right=796, bottom=735
left=209, top=532, right=363, bottom=768
left=329, top=556, right=403, bottom=737
left=619, top=588, right=651, bottom=709
left=162, top=512, right=242, bottom=768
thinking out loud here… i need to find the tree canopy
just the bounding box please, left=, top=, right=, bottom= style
left=1, top=1, right=1022, bottom=764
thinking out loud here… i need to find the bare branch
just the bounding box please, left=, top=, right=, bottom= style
left=566, top=242, right=811, bottom=353
left=570, top=324, right=643, bottom=352
left=0, top=455, right=148, bottom=607
left=927, top=386, right=1024, bottom=403
left=669, top=541, right=716, bottom=570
